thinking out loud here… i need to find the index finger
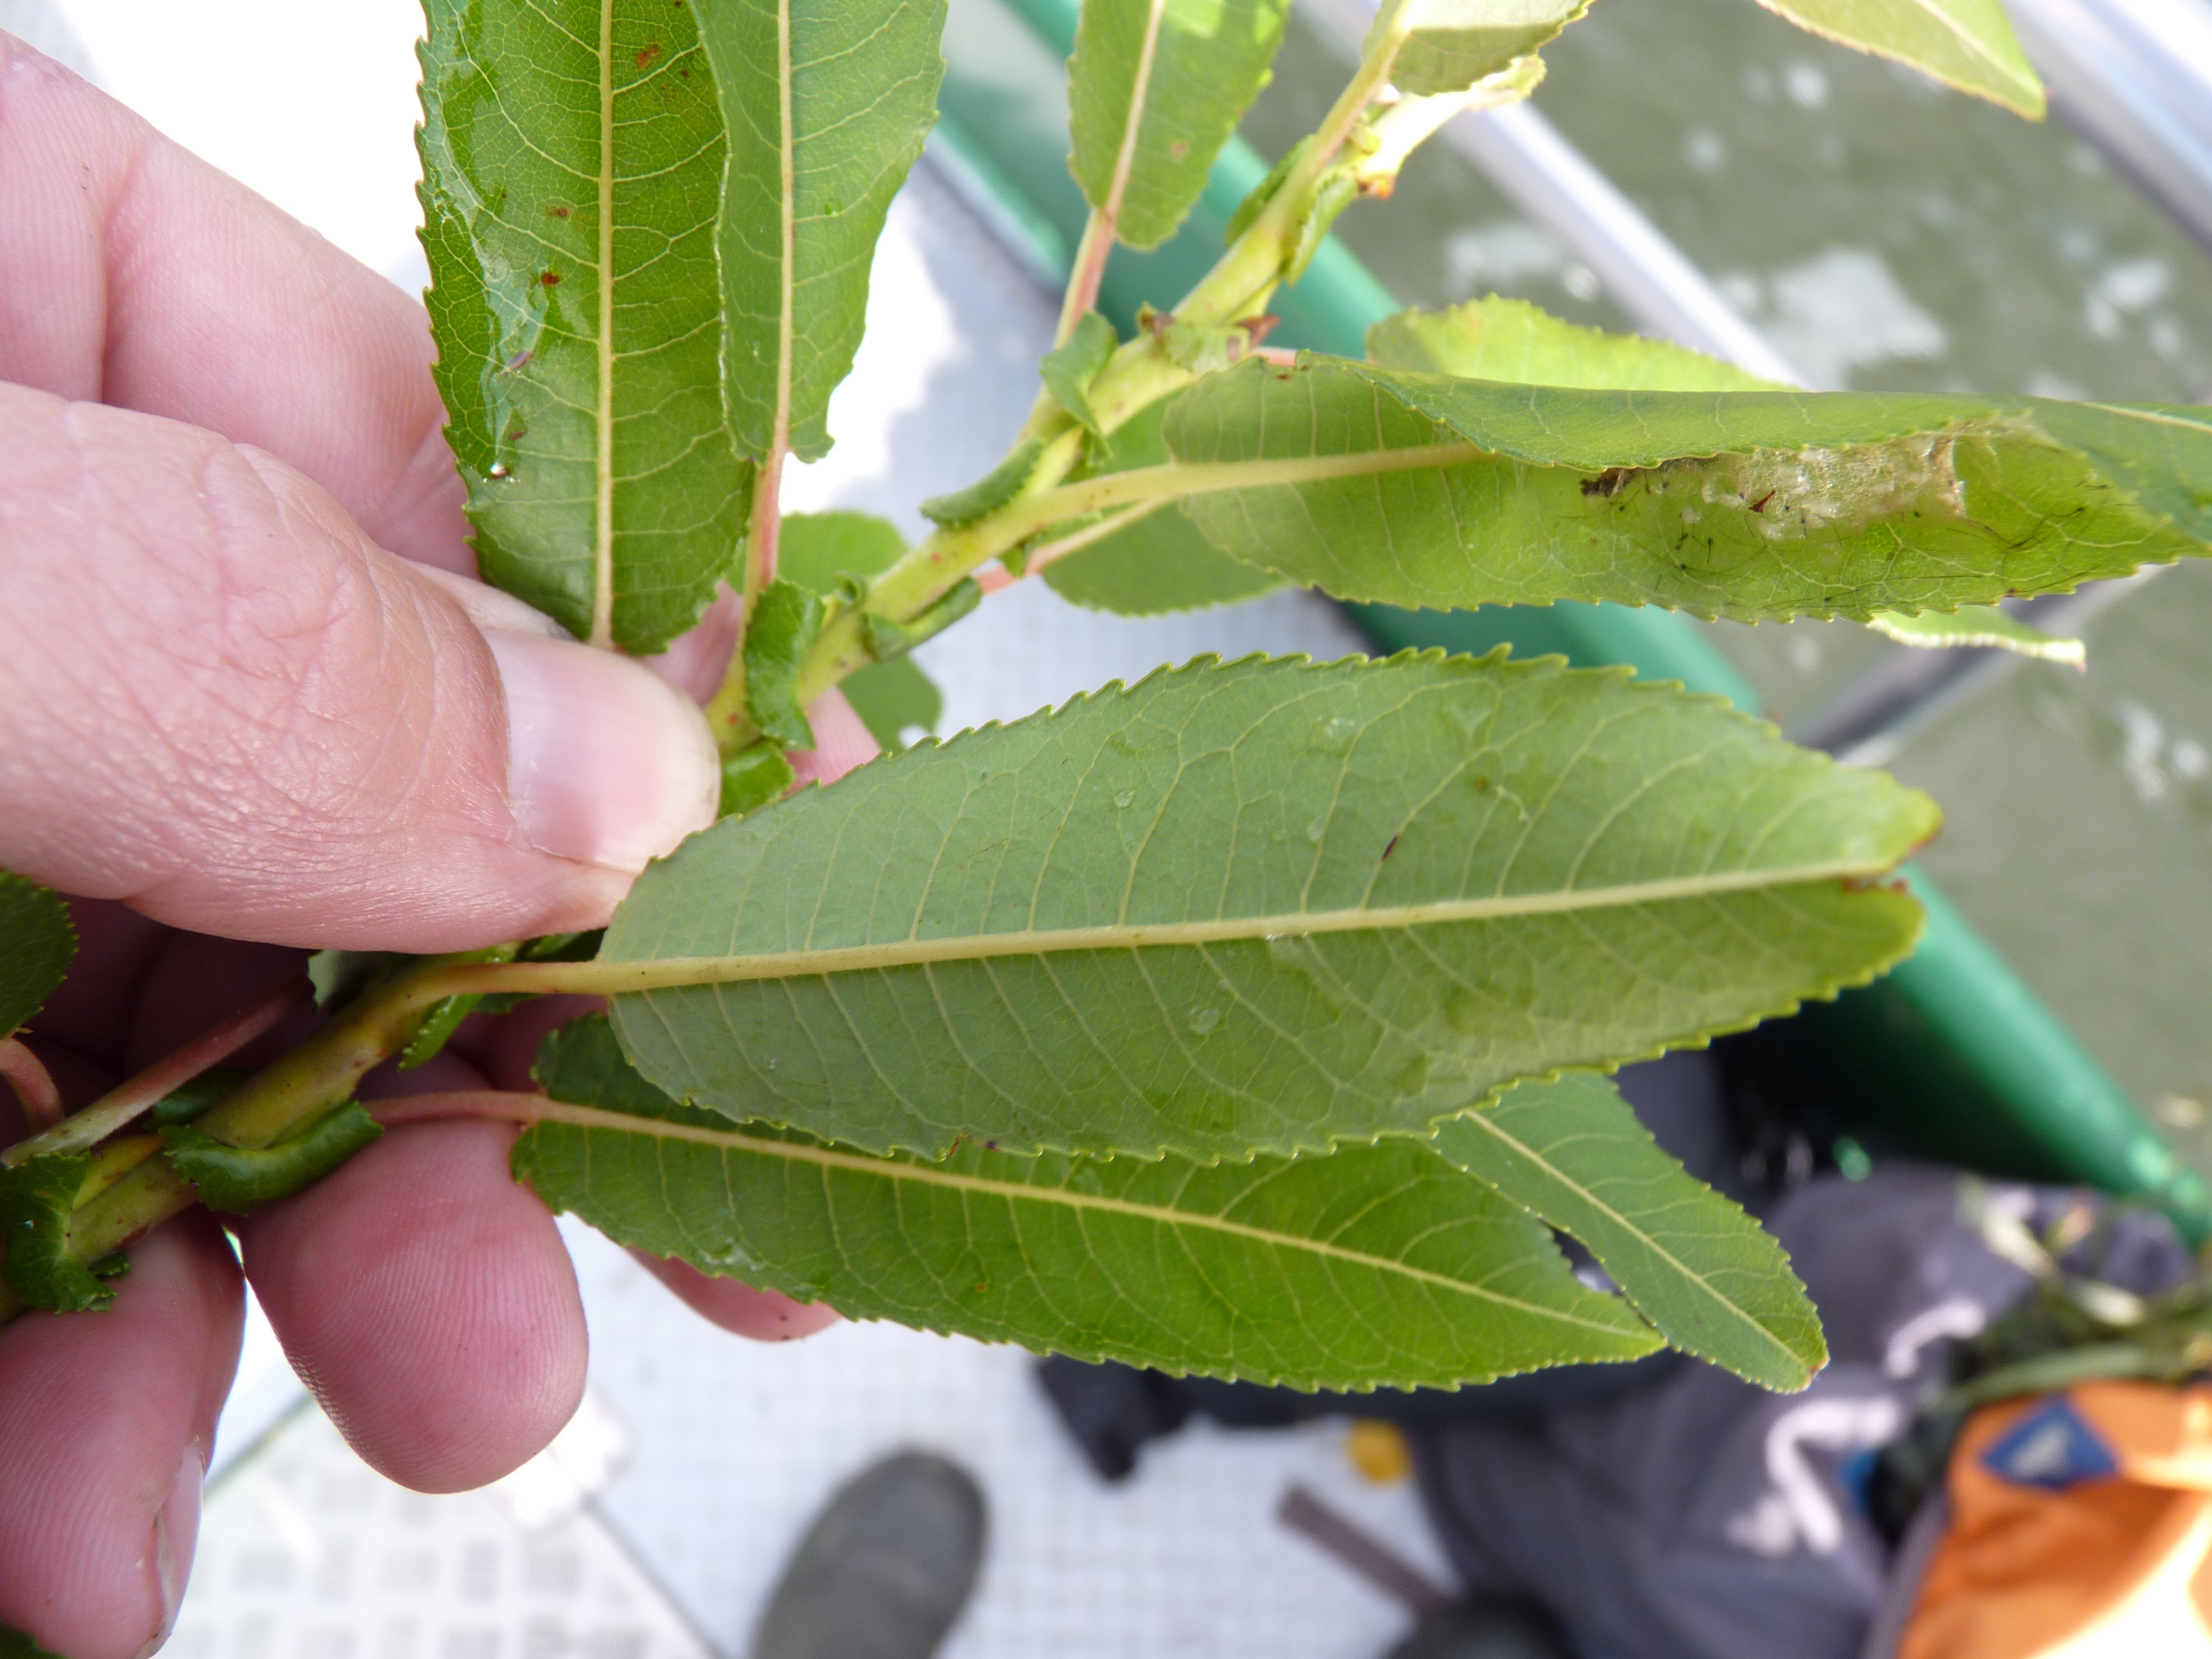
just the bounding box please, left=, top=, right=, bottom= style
left=0, top=34, right=468, bottom=570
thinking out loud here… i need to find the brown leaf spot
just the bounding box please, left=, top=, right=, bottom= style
left=547, top=204, right=571, bottom=219
left=636, top=42, right=662, bottom=67
left=539, top=269, right=561, bottom=286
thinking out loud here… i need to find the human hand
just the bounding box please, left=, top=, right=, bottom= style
left=0, top=38, right=851, bottom=1655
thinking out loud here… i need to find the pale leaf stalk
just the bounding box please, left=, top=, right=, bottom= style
left=0, top=1037, right=61, bottom=1133
left=1020, top=499, right=1173, bottom=577
left=2, top=980, right=310, bottom=1168
left=1058, top=212, right=1120, bottom=346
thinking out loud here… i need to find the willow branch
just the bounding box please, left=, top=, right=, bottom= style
left=2, top=979, right=310, bottom=1167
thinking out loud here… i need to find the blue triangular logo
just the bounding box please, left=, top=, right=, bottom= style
left=1980, top=1397, right=2119, bottom=1491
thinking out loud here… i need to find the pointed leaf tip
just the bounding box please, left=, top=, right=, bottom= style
left=1435, top=1074, right=1826, bottom=1391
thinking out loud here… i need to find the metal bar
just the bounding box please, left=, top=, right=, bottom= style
left=1276, top=1484, right=1455, bottom=1615
left=2005, top=0, right=2212, bottom=256
left=1432, top=103, right=1808, bottom=382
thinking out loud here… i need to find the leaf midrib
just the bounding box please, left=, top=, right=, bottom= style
left=528, top=1100, right=1648, bottom=1338
left=1451, top=1108, right=1804, bottom=1372
left=589, top=858, right=1886, bottom=989
left=591, top=0, right=618, bottom=649
left=1103, top=0, right=1171, bottom=229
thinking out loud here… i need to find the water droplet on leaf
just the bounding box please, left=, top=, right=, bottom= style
left=1114, top=789, right=1135, bottom=808
left=1189, top=1008, right=1223, bottom=1036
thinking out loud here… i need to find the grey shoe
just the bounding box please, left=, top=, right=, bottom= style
left=749, top=1452, right=988, bottom=1659
left=1381, top=1600, right=1573, bottom=1659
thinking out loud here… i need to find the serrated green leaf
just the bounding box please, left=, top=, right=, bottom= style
left=842, top=659, right=942, bottom=752
left=1157, top=358, right=2212, bottom=622
left=162, top=1105, right=384, bottom=1214
left=0, top=1622, right=67, bottom=1659
left=0, top=872, right=74, bottom=1037
left=778, top=510, right=909, bottom=596
left=1370, top=0, right=1587, bottom=98
left=721, top=739, right=797, bottom=819
left=0, top=1154, right=108, bottom=1313
left=520, top=1016, right=1659, bottom=1386
left=1753, top=0, right=2043, bottom=118
left=1041, top=311, right=1119, bottom=435
left=1433, top=1074, right=1824, bottom=1390
left=1045, top=398, right=1283, bottom=615
left=922, top=440, right=1045, bottom=528
left=1068, top=0, right=1291, bottom=251
left=1368, top=298, right=1785, bottom=392
left=603, top=651, right=1933, bottom=1164
left=703, top=0, right=946, bottom=465
left=417, top=0, right=752, bottom=651
left=744, top=581, right=827, bottom=750
left=1866, top=605, right=2085, bottom=665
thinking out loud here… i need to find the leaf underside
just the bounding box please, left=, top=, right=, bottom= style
left=1046, top=399, right=1284, bottom=615
left=417, top=0, right=752, bottom=651
left=1161, top=358, right=2212, bottom=623
left=1068, top=0, right=1292, bottom=250
left=521, top=1017, right=1659, bottom=1388
left=603, top=651, right=1934, bottom=1165
left=1368, top=298, right=1784, bottom=392
left=703, top=0, right=947, bottom=463
left=1377, top=0, right=1588, bottom=98
left=0, top=873, right=74, bottom=1036
left=1435, top=1074, right=1825, bottom=1390
left=1752, top=0, right=2045, bottom=118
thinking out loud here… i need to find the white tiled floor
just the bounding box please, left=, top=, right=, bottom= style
left=178, top=1225, right=1451, bottom=1659
left=172, top=1399, right=715, bottom=1659
left=566, top=1225, right=1448, bottom=1659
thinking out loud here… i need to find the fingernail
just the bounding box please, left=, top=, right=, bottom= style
left=139, top=1446, right=204, bottom=1658
left=486, top=630, right=720, bottom=871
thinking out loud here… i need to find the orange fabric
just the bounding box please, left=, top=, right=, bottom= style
left=1899, top=1382, right=2212, bottom=1659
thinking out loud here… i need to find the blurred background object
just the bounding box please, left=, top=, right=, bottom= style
left=15, top=0, right=2212, bottom=1650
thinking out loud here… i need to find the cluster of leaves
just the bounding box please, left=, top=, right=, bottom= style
left=4, top=0, right=2210, bottom=1421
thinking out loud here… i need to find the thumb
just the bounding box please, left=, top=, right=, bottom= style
left=0, top=385, right=718, bottom=951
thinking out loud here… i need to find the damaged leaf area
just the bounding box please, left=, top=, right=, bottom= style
left=1576, top=430, right=1970, bottom=547
left=1160, top=359, right=2212, bottom=622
